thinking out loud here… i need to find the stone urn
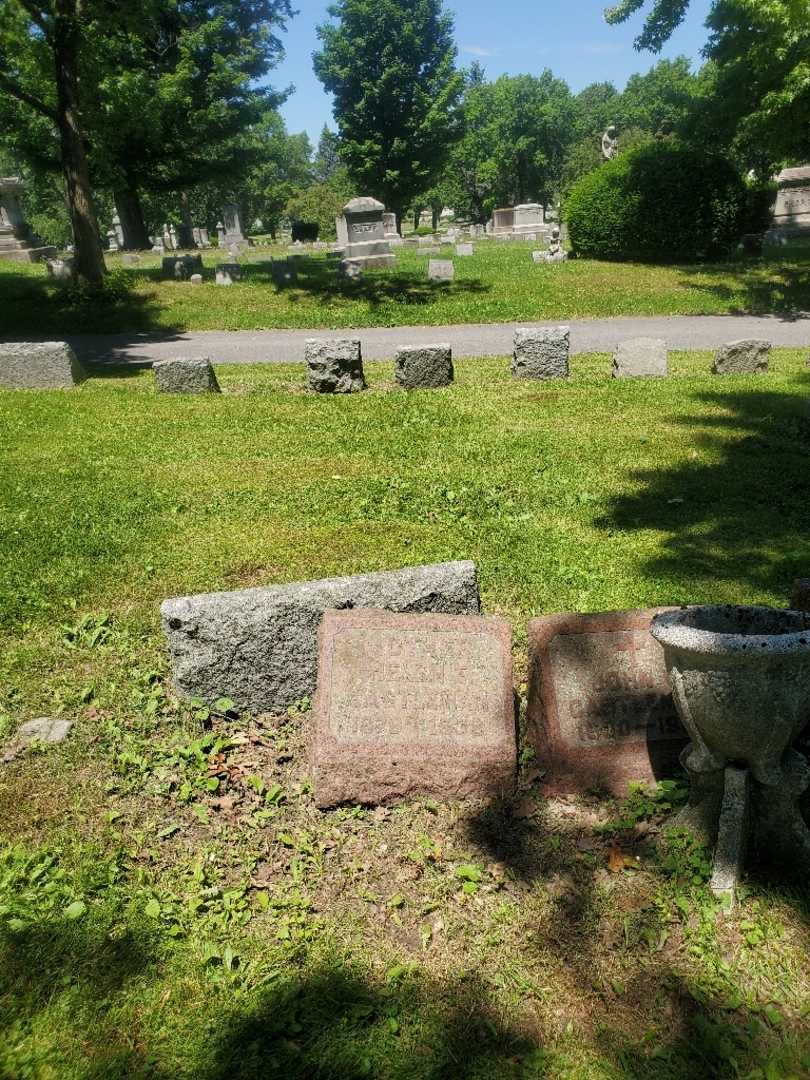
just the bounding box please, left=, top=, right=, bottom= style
left=651, top=605, right=810, bottom=903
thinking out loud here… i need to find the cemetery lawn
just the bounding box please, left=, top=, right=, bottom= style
left=2, top=351, right=810, bottom=1079
left=1, top=244, right=810, bottom=332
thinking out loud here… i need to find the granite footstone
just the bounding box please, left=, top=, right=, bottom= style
left=312, top=609, right=516, bottom=806
left=0, top=341, right=85, bottom=389
left=512, top=327, right=570, bottom=380
left=161, top=560, right=481, bottom=713
left=428, top=259, right=454, bottom=281
left=306, top=338, right=365, bottom=393
left=612, top=337, right=668, bottom=379
left=526, top=608, right=687, bottom=794
left=153, top=356, right=220, bottom=394
left=394, top=344, right=453, bottom=389
left=2, top=717, right=73, bottom=763
left=712, top=339, right=771, bottom=375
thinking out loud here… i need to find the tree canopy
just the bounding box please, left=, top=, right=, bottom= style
left=313, top=0, right=464, bottom=222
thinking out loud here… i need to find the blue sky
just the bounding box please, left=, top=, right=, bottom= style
left=272, top=0, right=714, bottom=145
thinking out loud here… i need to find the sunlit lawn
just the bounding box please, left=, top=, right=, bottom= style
left=1, top=352, right=809, bottom=1078
left=1, top=242, right=809, bottom=333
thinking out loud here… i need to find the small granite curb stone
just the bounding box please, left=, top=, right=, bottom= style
left=161, top=561, right=481, bottom=713
left=0, top=341, right=86, bottom=389
left=306, top=338, right=366, bottom=393
left=153, top=357, right=220, bottom=394
left=712, top=339, right=771, bottom=375
left=312, top=609, right=516, bottom=807
left=512, top=326, right=570, bottom=380
left=394, top=344, right=454, bottom=389
left=612, top=337, right=668, bottom=379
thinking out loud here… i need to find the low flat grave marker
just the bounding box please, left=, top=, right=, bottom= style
left=428, top=259, right=455, bottom=282
left=153, top=356, right=220, bottom=394
left=512, top=326, right=570, bottom=380
left=455, top=243, right=474, bottom=256
left=612, top=337, right=668, bottom=379
left=312, top=609, right=516, bottom=806
left=712, top=339, right=771, bottom=375
left=526, top=608, right=687, bottom=794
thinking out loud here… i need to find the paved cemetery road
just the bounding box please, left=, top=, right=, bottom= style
left=47, top=313, right=810, bottom=366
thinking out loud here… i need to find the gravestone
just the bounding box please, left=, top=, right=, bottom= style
left=111, top=211, right=124, bottom=248
left=270, top=259, right=297, bottom=285
left=513, top=204, right=544, bottom=237
left=0, top=177, right=56, bottom=262
left=335, top=215, right=349, bottom=247
left=421, top=246, right=440, bottom=256
left=46, top=257, right=76, bottom=282
left=215, top=262, right=242, bottom=286
left=428, top=259, right=454, bottom=282
left=153, top=357, right=220, bottom=394
left=526, top=608, right=687, bottom=794
left=339, top=197, right=395, bottom=272
left=712, top=339, right=771, bottom=375
left=612, top=338, right=668, bottom=379
left=394, top=344, right=453, bottom=390
left=455, top=243, right=473, bottom=256
left=162, top=254, right=203, bottom=280
left=0, top=341, right=85, bottom=389
left=162, top=560, right=482, bottom=713
left=791, top=579, right=810, bottom=612
left=190, top=274, right=203, bottom=286
left=382, top=212, right=399, bottom=239
left=312, top=610, right=516, bottom=807
left=121, top=253, right=141, bottom=267
left=512, top=326, right=570, bottom=380
left=764, top=166, right=810, bottom=247
left=221, top=202, right=247, bottom=251
left=531, top=251, right=545, bottom=264
left=491, top=207, right=515, bottom=235
left=306, top=338, right=366, bottom=393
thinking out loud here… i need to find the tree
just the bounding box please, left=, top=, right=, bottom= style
left=313, top=125, right=344, bottom=184
left=240, top=112, right=313, bottom=238
left=605, top=0, right=810, bottom=167
left=313, top=0, right=464, bottom=228
left=0, top=0, right=107, bottom=284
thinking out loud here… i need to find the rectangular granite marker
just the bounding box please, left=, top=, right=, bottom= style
left=312, top=610, right=516, bottom=806
left=526, top=608, right=687, bottom=794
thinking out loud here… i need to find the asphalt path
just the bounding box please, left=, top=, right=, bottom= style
left=15, top=313, right=810, bottom=366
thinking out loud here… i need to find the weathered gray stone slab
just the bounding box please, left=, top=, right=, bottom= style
left=0, top=341, right=85, bottom=389
left=215, top=262, right=242, bottom=286
left=306, top=338, right=365, bottom=393
left=394, top=344, right=453, bottom=390
left=612, top=337, right=668, bottom=379
left=428, top=259, right=454, bottom=281
left=455, top=243, right=473, bottom=256
left=153, top=356, right=220, bottom=394
left=190, top=274, right=203, bottom=286
left=161, top=560, right=482, bottom=713
left=162, top=254, right=203, bottom=280
left=512, top=327, right=570, bottom=380
left=2, top=717, right=73, bottom=763
left=526, top=608, right=686, bottom=794
left=312, top=609, right=516, bottom=807
left=712, top=339, right=771, bottom=375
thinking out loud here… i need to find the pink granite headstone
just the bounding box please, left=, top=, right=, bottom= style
left=527, top=608, right=687, bottom=795
left=312, top=610, right=516, bottom=806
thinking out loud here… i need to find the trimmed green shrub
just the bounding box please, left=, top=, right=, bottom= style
left=565, top=142, right=747, bottom=261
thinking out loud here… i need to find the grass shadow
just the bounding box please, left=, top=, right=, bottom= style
left=596, top=382, right=810, bottom=599
left=677, top=256, right=810, bottom=317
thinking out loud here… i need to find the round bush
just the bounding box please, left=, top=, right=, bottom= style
left=565, top=142, right=747, bottom=261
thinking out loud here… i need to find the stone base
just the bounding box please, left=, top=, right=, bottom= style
left=340, top=254, right=395, bottom=271
left=0, top=245, right=57, bottom=263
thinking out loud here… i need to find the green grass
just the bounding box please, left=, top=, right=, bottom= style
left=2, top=242, right=810, bottom=333
left=2, top=353, right=810, bottom=1078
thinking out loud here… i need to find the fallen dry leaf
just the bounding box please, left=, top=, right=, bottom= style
left=607, top=845, right=640, bottom=872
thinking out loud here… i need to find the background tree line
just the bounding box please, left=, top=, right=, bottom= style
left=0, top=0, right=807, bottom=283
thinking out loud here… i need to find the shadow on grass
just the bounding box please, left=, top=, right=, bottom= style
left=596, top=383, right=810, bottom=599
left=231, top=255, right=491, bottom=313
left=677, top=256, right=810, bottom=317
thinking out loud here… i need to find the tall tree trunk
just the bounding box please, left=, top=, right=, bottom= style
left=53, top=0, right=105, bottom=286
left=114, top=181, right=150, bottom=250
left=178, top=191, right=195, bottom=248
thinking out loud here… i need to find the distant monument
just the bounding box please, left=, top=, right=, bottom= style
left=489, top=204, right=550, bottom=240
left=337, top=197, right=395, bottom=271
left=0, top=178, right=56, bottom=263
left=764, top=165, right=810, bottom=247
left=601, top=125, right=619, bottom=161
